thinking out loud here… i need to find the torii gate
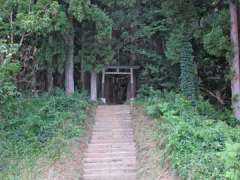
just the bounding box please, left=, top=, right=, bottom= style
left=101, top=66, right=139, bottom=102
left=100, top=65, right=139, bottom=103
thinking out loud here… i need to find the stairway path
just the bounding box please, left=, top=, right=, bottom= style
left=82, top=105, right=136, bottom=180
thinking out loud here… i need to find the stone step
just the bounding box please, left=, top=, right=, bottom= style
left=83, top=161, right=135, bottom=169
left=91, top=132, right=134, bottom=136
left=97, top=107, right=130, bottom=109
left=96, top=114, right=131, bottom=116
left=93, top=126, right=132, bottom=129
left=91, top=135, right=134, bottom=139
left=97, top=106, right=130, bottom=108
left=90, top=136, right=135, bottom=140
left=93, top=125, right=132, bottom=129
left=93, top=129, right=132, bottom=132
left=84, top=167, right=136, bottom=174
left=91, top=136, right=134, bottom=140
left=90, top=141, right=134, bottom=145
left=90, top=131, right=134, bottom=136
left=92, top=128, right=134, bottom=132
left=90, top=139, right=134, bottom=142
left=96, top=113, right=131, bottom=114
left=95, top=117, right=131, bottom=120
left=90, top=136, right=134, bottom=140
left=92, top=129, right=134, bottom=131
left=95, top=116, right=131, bottom=119
left=95, top=119, right=132, bottom=121
left=84, top=152, right=136, bottom=159
left=96, top=112, right=131, bottom=114
left=83, top=173, right=136, bottom=180
left=86, top=150, right=136, bottom=154
left=94, top=122, right=131, bottom=124
left=87, top=144, right=136, bottom=153
left=94, top=121, right=132, bottom=124
left=82, top=105, right=136, bottom=180
left=87, top=142, right=135, bottom=147
left=86, top=147, right=136, bottom=154
left=84, top=157, right=136, bottom=163
left=97, top=106, right=130, bottom=109
left=95, top=116, right=131, bottom=118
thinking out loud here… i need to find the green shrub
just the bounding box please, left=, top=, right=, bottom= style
left=141, top=90, right=240, bottom=180
left=0, top=62, right=21, bottom=105
left=219, top=142, right=240, bottom=180
left=0, top=91, right=90, bottom=179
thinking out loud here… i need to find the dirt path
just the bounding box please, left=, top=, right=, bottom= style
left=82, top=105, right=136, bottom=180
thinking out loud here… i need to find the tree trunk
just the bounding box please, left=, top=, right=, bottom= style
left=47, top=68, right=53, bottom=92
left=10, top=11, right=14, bottom=44
left=90, top=71, right=97, bottom=101
left=230, top=0, right=240, bottom=120
left=81, top=61, right=85, bottom=90
left=31, top=70, right=37, bottom=96
left=64, top=26, right=75, bottom=96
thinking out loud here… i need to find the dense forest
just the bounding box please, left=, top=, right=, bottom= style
left=1, top=0, right=240, bottom=111
left=0, top=0, right=240, bottom=179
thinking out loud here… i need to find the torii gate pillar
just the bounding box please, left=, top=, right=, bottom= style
left=90, top=71, right=97, bottom=101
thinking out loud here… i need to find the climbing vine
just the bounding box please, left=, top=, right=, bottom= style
left=180, top=37, right=197, bottom=100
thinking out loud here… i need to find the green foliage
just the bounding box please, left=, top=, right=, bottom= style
left=0, top=40, right=19, bottom=63
left=160, top=0, right=232, bottom=104
left=0, top=62, right=20, bottom=79
left=203, top=26, right=230, bottom=57
left=0, top=79, right=19, bottom=105
left=165, top=30, right=184, bottom=64
left=36, top=34, right=65, bottom=72
left=100, top=0, right=136, bottom=8
left=0, top=0, right=232, bottom=105
left=79, top=5, right=113, bottom=71
left=140, top=90, right=240, bottom=180
left=16, top=1, right=68, bottom=33
left=89, top=6, right=113, bottom=43
left=219, top=142, right=240, bottom=179
left=69, top=0, right=90, bottom=22
left=0, top=91, right=89, bottom=179
left=139, top=52, right=179, bottom=90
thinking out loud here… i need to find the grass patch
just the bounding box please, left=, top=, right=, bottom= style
left=0, top=91, right=90, bottom=179
left=138, top=90, right=240, bottom=180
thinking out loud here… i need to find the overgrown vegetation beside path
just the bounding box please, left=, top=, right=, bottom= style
left=0, top=91, right=90, bottom=179
left=138, top=89, right=240, bottom=180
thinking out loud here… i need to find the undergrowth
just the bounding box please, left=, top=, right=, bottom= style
left=138, top=89, right=240, bottom=180
left=0, top=90, right=89, bottom=179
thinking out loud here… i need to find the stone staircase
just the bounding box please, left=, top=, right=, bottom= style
left=82, top=105, right=136, bottom=180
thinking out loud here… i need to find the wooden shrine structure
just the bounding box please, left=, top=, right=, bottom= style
left=100, top=65, right=139, bottom=103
